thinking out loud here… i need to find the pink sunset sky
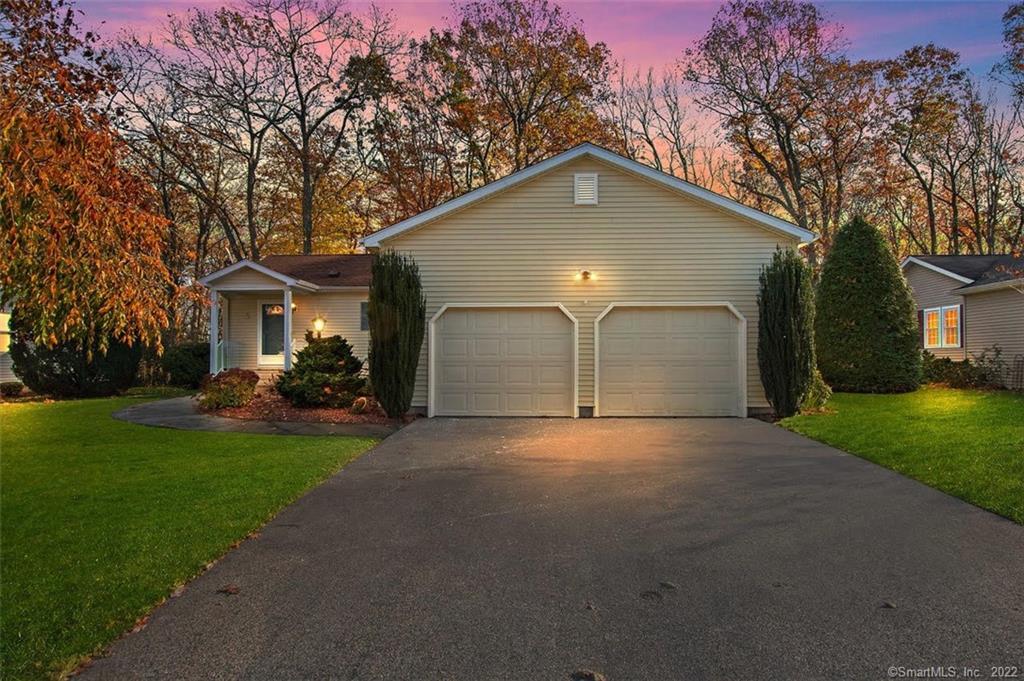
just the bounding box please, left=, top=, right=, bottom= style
left=79, top=0, right=1011, bottom=78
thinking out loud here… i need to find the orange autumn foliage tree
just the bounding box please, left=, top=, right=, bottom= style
left=0, top=0, right=172, bottom=354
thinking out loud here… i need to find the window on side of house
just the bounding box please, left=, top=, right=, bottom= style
left=923, top=305, right=960, bottom=349
left=0, top=311, right=10, bottom=353
left=360, top=302, right=369, bottom=331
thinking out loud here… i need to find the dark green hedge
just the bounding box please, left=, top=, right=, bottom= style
left=8, top=309, right=141, bottom=397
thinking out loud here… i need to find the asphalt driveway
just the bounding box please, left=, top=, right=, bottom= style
left=83, top=418, right=1024, bottom=680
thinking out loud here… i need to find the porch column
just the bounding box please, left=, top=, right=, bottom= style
left=209, top=287, right=219, bottom=374
left=283, top=288, right=293, bottom=371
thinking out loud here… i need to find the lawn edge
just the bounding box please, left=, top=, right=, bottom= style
left=43, top=413, right=379, bottom=680
left=775, top=420, right=1024, bottom=527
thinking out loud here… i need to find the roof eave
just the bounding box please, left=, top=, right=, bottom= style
left=900, top=256, right=975, bottom=284
left=956, top=278, right=1024, bottom=295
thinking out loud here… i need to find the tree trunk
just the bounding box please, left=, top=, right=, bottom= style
left=301, top=156, right=314, bottom=255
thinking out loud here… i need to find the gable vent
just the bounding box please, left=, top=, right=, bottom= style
left=574, top=173, right=598, bottom=205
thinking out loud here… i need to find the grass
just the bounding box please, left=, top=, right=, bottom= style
left=0, top=390, right=378, bottom=680
left=781, top=386, right=1024, bottom=524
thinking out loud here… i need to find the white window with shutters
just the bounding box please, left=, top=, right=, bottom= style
left=574, top=173, right=598, bottom=205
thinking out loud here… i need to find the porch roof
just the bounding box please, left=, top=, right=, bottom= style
left=199, top=255, right=372, bottom=291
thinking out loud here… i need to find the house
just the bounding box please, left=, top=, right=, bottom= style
left=198, top=255, right=372, bottom=384
left=902, top=254, right=1024, bottom=386
left=200, top=143, right=816, bottom=417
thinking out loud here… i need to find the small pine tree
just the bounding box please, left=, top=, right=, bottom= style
left=815, top=216, right=921, bottom=392
left=368, top=251, right=426, bottom=418
left=757, top=247, right=816, bottom=418
left=275, top=332, right=366, bottom=408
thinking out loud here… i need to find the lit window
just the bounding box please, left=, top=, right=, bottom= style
left=943, top=307, right=960, bottom=347
left=924, top=309, right=940, bottom=348
left=923, top=306, right=960, bottom=349
left=0, top=311, right=10, bottom=353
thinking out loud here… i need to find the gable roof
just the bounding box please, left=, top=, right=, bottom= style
left=902, top=255, right=1024, bottom=292
left=199, top=255, right=371, bottom=289
left=360, top=143, right=817, bottom=248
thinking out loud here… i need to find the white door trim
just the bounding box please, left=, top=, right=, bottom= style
left=428, top=302, right=579, bottom=418
left=256, top=298, right=287, bottom=366
left=593, top=302, right=747, bottom=417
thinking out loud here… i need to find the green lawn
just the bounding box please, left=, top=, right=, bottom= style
left=781, top=387, right=1024, bottom=524
left=0, top=392, right=377, bottom=680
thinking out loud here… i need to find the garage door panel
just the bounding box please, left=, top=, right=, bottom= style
left=598, top=307, right=740, bottom=417
left=436, top=307, right=574, bottom=416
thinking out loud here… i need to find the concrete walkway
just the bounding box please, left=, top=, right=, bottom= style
left=113, top=396, right=397, bottom=438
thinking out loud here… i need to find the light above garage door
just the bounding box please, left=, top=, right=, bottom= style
left=595, top=304, right=745, bottom=417
left=431, top=305, right=577, bottom=417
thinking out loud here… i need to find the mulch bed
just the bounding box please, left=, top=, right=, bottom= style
left=214, top=392, right=404, bottom=425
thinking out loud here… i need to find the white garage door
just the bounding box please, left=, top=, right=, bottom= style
left=597, top=306, right=742, bottom=416
left=435, top=307, right=575, bottom=416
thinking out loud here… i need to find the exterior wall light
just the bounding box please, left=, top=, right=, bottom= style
left=312, top=315, right=326, bottom=338
left=574, top=269, right=595, bottom=282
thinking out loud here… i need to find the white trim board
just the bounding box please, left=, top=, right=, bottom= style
left=900, top=257, right=974, bottom=284
left=593, top=302, right=748, bottom=418
left=361, top=143, right=816, bottom=248
left=427, top=302, right=580, bottom=418
left=957, top=279, right=1024, bottom=295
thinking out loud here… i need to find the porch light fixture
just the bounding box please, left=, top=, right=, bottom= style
left=574, top=269, right=595, bottom=282
left=312, top=315, right=326, bottom=338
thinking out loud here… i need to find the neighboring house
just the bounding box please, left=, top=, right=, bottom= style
left=201, top=143, right=816, bottom=416
left=902, top=255, right=1024, bottom=387
left=0, top=301, right=13, bottom=383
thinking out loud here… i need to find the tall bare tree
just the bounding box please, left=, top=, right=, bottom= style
left=247, top=0, right=398, bottom=253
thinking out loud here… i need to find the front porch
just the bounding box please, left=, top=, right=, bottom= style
left=199, top=257, right=373, bottom=379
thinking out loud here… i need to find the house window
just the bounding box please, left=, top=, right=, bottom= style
left=360, top=302, right=369, bottom=331
left=0, top=311, right=10, bottom=353
left=943, top=306, right=960, bottom=346
left=923, top=305, right=960, bottom=349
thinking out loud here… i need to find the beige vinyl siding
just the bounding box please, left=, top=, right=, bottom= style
left=382, top=156, right=800, bottom=411
left=963, top=287, right=1024, bottom=388
left=904, top=263, right=966, bottom=360
left=222, top=290, right=369, bottom=370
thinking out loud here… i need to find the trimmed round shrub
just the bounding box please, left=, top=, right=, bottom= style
left=8, top=309, right=142, bottom=397
left=757, top=247, right=816, bottom=417
left=1, top=381, right=24, bottom=398
left=160, top=341, right=209, bottom=388
left=275, top=332, right=367, bottom=408
left=198, top=368, right=259, bottom=409
left=815, top=216, right=922, bottom=393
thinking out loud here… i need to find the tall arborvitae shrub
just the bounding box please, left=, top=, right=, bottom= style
left=369, top=251, right=426, bottom=417
left=757, top=247, right=816, bottom=417
left=815, top=216, right=921, bottom=392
